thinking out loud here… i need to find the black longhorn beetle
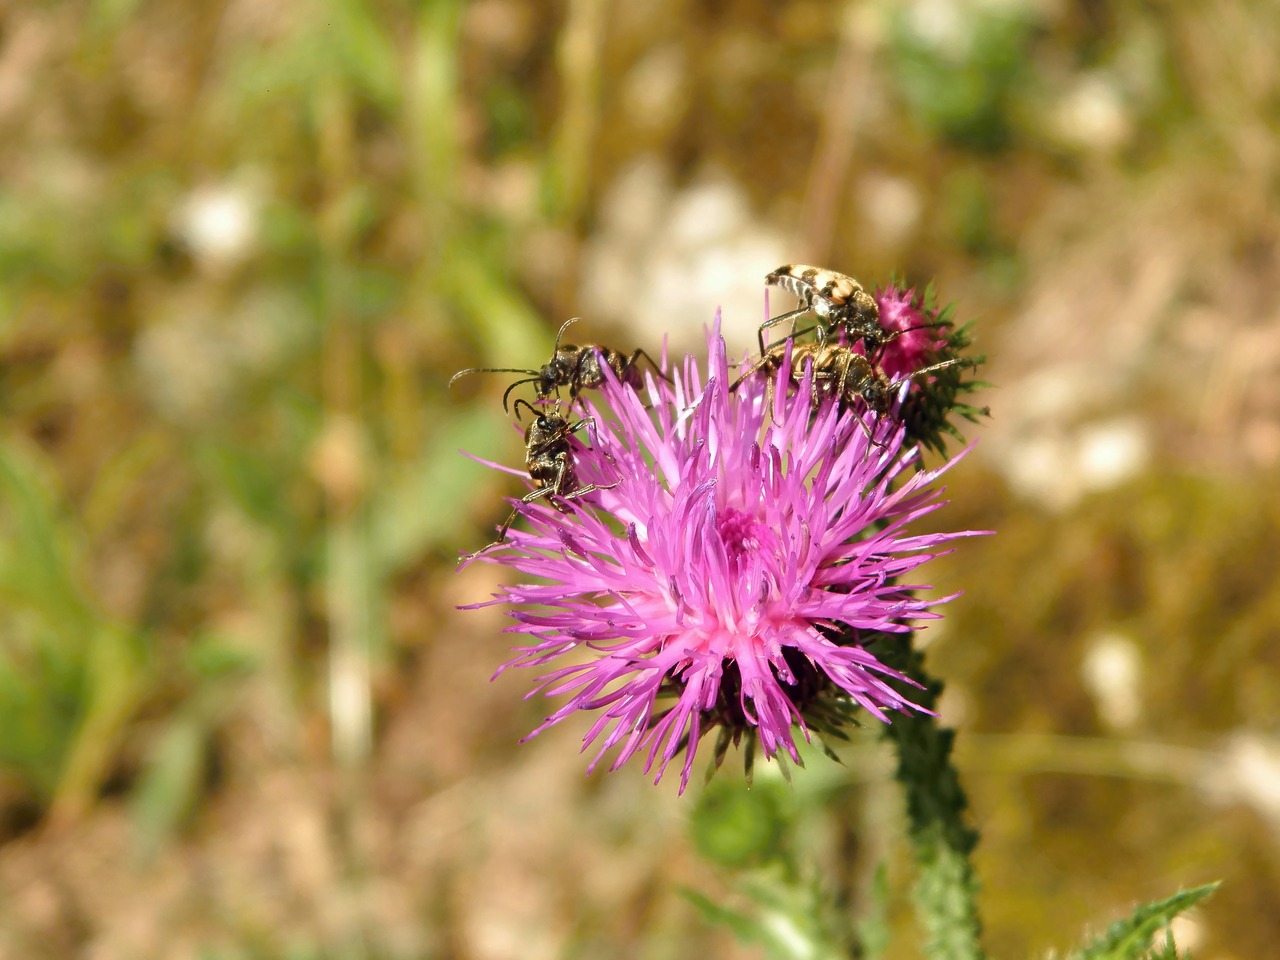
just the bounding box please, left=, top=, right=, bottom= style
left=461, top=399, right=621, bottom=560
left=450, top=317, right=667, bottom=412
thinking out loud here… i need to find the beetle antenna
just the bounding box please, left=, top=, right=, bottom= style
left=899, top=357, right=971, bottom=385
left=448, top=366, right=538, bottom=389
left=552, top=316, right=581, bottom=351
left=511, top=397, right=540, bottom=422
left=867, top=320, right=954, bottom=361
left=501, top=375, right=547, bottom=413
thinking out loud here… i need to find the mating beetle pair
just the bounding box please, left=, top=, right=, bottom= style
left=740, top=264, right=971, bottom=429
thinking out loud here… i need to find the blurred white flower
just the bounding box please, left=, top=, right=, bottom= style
left=987, top=366, right=1151, bottom=510
left=859, top=172, right=924, bottom=248
left=582, top=159, right=787, bottom=355
left=1077, top=417, right=1150, bottom=492
left=1051, top=72, right=1131, bottom=155
left=172, top=178, right=261, bottom=273
left=1202, top=732, right=1280, bottom=835
left=1081, top=631, right=1143, bottom=731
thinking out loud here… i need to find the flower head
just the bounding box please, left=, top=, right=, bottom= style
left=873, top=284, right=953, bottom=381
left=873, top=283, right=989, bottom=457
left=464, top=321, right=983, bottom=792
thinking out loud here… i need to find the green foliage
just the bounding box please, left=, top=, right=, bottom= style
left=854, top=863, right=891, bottom=960
left=0, top=438, right=149, bottom=816
left=0, top=0, right=544, bottom=830
left=939, top=166, right=1000, bottom=256
left=1069, top=884, right=1219, bottom=960
left=130, top=633, right=257, bottom=861
left=1141, top=938, right=1187, bottom=960
left=687, top=763, right=866, bottom=957
left=130, top=711, right=205, bottom=862
left=888, top=5, right=1037, bottom=152
left=682, top=878, right=847, bottom=960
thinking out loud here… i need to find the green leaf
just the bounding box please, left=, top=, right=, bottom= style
left=329, top=0, right=402, bottom=111
left=130, top=713, right=206, bottom=862
left=1071, top=883, right=1220, bottom=960
left=51, top=622, right=148, bottom=822
left=679, top=882, right=847, bottom=960
left=436, top=252, right=548, bottom=367
left=0, top=439, right=150, bottom=813
left=0, top=439, right=93, bottom=635
left=198, top=440, right=290, bottom=529
left=855, top=862, right=891, bottom=960
left=186, top=633, right=260, bottom=680
left=690, top=778, right=792, bottom=869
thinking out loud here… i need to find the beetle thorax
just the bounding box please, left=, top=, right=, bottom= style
left=860, top=378, right=889, bottom=413
left=575, top=348, right=607, bottom=390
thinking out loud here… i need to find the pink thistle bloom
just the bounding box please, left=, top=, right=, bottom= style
left=872, top=283, right=988, bottom=456
left=872, top=283, right=952, bottom=380
left=464, top=321, right=984, bottom=793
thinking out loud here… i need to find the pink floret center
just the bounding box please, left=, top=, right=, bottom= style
left=717, top=506, right=764, bottom=569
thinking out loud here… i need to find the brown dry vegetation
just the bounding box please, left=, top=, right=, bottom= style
left=1, top=0, right=1278, bottom=957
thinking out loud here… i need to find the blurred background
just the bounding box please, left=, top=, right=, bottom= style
left=1, top=0, right=1278, bottom=957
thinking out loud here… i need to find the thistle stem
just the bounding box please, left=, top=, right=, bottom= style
left=869, top=637, right=986, bottom=960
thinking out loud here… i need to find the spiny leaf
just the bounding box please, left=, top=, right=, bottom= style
left=1071, top=883, right=1220, bottom=960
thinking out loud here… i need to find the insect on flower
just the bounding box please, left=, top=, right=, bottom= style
left=461, top=322, right=988, bottom=793
left=734, top=338, right=971, bottom=438
left=760, top=265, right=951, bottom=363
left=871, top=283, right=989, bottom=456
left=759, top=264, right=883, bottom=355
left=449, top=317, right=667, bottom=413
left=461, top=398, right=620, bottom=561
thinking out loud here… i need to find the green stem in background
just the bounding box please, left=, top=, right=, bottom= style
left=868, top=636, right=986, bottom=960
left=544, top=0, right=607, bottom=223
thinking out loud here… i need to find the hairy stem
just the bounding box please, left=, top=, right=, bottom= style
left=868, top=636, right=986, bottom=960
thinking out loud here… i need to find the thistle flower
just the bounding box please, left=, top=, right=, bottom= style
left=874, top=283, right=989, bottom=457
left=873, top=284, right=953, bottom=382
left=464, top=321, right=984, bottom=792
